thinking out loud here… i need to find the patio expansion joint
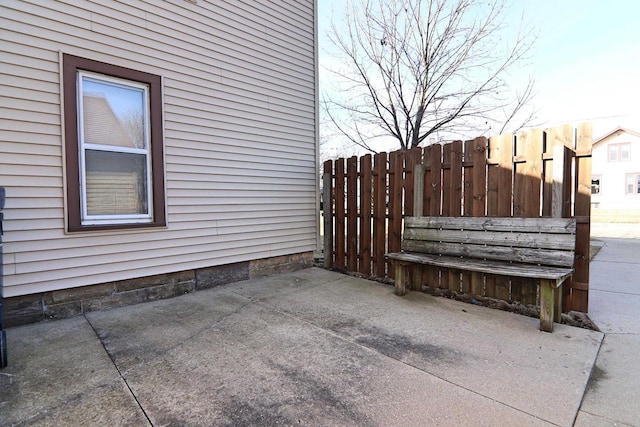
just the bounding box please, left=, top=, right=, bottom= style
left=573, top=330, right=606, bottom=427
left=243, top=297, right=558, bottom=426
left=83, top=313, right=155, bottom=427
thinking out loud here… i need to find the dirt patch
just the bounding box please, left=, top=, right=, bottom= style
left=585, top=364, right=608, bottom=394
left=320, top=267, right=600, bottom=332
left=419, top=287, right=600, bottom=331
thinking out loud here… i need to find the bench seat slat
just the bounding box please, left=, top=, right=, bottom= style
left=403, top=228, right=576, bottom=250
left=386, top=252, right=573, bottom=283
left=401, top=240, right=575, bottom=268
left=406, top=216, right=576, bottom=234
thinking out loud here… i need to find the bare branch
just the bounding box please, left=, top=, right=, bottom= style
left=323, top=0, right=537, bottom=150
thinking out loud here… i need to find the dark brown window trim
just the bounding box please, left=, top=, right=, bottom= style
left=63, top=54, right=166, bottom=232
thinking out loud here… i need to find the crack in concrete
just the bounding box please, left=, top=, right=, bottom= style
left=83, top=314, right=154, bottom=427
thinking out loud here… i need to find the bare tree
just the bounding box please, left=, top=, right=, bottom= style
left=119, top=109, right=145, bottom=149
left=323, top=0, right=537, bottom=152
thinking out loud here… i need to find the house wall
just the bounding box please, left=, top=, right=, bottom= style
left=591, top=131, right=640, bottom=210
left=0, top=0, right=318, bottom=298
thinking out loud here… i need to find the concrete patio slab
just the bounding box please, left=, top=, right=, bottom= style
left=575, top=334, right=640, bottom=427
left=576, top=223, right=640, bottom=426
left=1, top=268, right=603, bottom=426
left=0, top=316, right=148, bottom=426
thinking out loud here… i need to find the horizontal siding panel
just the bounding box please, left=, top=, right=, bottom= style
left=0, top=141, right=61, bottom=157
left=14, top=229, right=315, bottom=275
left=166, top=136, right=315, bottom=161
left=165, top=127, right=314, bottom=156
left=4, top=239, right=316, bottom=298
left=0, top=108, right=59, bottom=126
left=3, top=8, right=312, bottom=104
left=1, top=73, right=60, bottom=95
left=2, top=61, right=59, bottom=84
left=165, top=103, right=314, bottom=139
left=1, top=50, right=60, bottom=73
left=0, top=152, right=61, bottom=167
left=0, top=131, right=62, bottom=148
left=167, top=204, right=316, bottom=216
left=2, top=208, right=64, bottom=221
left=4, top=212, right=315, bottom=251
left=0, top=85, right=61, bottom=106
left=2, top=96, right=61, bottom=116
left=12, top=220, right=315, bottom=264
left=143, top=0, right=313, bottom=62
left=166, top=189, right=314, bottom=200
left=2, top=164, right=62, bottom=178
left=0, top=37, right=60, bottom=64
left=168, top=212, right=315, bottom=224
left=3, top=186, right=64, bottom=198
left=3, top=197, right=62, bottom=210
left=0, top=119, right=60, bottom=136
left=167, top=90, right=312, bottom=128
left=92, top=13, right=314, bottom=87
left=165, top=174, right=315, bottom=189
left=164, top=113, right=314, bottom=143
left=165, top=142, right=314, bottom=161
left=4, top=218, right=65, bottom=233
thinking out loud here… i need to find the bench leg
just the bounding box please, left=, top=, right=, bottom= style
left=394, top=262, right=407, bottom=296
left=539, top=279, right=555, bottom=332
left=554, top=285, right=563, bottom=324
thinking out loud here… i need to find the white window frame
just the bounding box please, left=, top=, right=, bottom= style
left=626, top=173, right=640, bottom=195
left=608, top=143, right=631, bottom=162
left=591, top=175, right=602, bottom=195
left=77, top=71, right=153, bottom=226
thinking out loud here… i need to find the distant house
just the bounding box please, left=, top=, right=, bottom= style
left=0, top=1, right=318, bottom=325
left=591, top=127, right=640, bottom=210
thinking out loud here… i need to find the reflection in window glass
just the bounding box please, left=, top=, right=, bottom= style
left=85, top=150, right=148, bottom=215
left=621, top=145, right=631, bottom=161
left=82, top=77, right=146, bottom=149
left=608, top=143, right=631, bottom=162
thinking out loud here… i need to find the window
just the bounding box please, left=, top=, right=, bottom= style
left=608, top=143, right=631, bottom=162
left=626, top=174, right=640, bottom=195
left=63, top=54, right=165, bottom=231
left=591, top=176, right=601, bottom=195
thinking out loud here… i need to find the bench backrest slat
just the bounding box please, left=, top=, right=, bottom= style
left=402, top=216, right=576, bottom=268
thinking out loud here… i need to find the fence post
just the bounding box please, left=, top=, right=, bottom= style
left=323, top=160, right=333, bottom=269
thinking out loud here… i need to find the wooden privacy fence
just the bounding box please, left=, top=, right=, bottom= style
left=322, top=124, right=592, bottom=313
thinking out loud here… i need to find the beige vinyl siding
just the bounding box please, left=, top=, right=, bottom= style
left=0, top=0, right=318, bottom=297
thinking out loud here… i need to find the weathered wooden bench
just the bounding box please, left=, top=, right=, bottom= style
left=386, top=216, right=576, bottom=332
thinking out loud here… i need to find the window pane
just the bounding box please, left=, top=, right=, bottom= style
left=621, top=144, right=631, bottom=161
left=85, top=150, right=148, bottom=215
left=637, top=175, right=640, bottom=194
left=82, top=77, right=146, bottom=149
left=591, top=178, right=600, bottom=195
left=608, top=145, right=618, bottom=161
left=627, top=175, right=635, bottom=194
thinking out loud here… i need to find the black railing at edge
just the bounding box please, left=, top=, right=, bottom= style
left=1, top=186, right=7, bottom=368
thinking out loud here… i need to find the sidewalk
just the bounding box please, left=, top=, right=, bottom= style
left=1, top=267, right=602, bottom=426
left=575, top=223, right=640, bottom=426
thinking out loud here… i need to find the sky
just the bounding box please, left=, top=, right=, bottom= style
left=318, top=0, right=640, bottom=153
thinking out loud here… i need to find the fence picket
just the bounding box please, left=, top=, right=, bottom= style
left=373, top=152, right=387, bottom=278
left=347, top=156, right=358, bottom=271
left=335, top=158, right=345, bottom=270
left=360, top=155, right=373, bottom=276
